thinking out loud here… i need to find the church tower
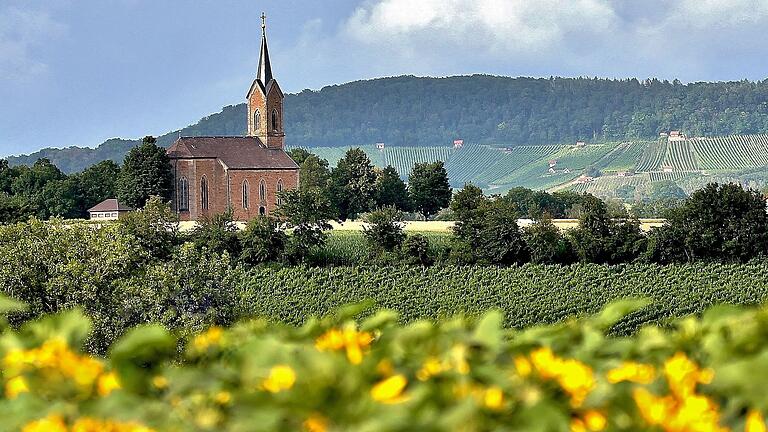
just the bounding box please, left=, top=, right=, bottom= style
left=246, top=13, right=285, bottom=149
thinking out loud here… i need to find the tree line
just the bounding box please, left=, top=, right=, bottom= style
left=9, top=75, right=768, bottom=174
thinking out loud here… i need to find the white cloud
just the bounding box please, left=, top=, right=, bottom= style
left=345, top=0, right=618, bottom=54
left=0, top=6, right=67, bottom=81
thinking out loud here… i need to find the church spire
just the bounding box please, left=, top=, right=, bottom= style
left=257, top=12, right=273, bottom=86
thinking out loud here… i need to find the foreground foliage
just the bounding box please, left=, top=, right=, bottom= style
left=2, top=296, right=768, bottom=431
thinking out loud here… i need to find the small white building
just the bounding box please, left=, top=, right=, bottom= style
left=575, top=141, right=587, bottom=148
left=668, top=131, right=686, bottom=142
left=453, top=139, right=464, bottom=149
left=376, top=142, right=385, bottom=150
left=88, top=199, right=133, bottom=221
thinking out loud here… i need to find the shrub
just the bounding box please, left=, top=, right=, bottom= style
left=362, top=206, right=406, bottom=254
left=239, top=216, right=287, bottom=265
left=401, top=234, right=433, bottom=266
left=188, top=209, right=240, bottom=257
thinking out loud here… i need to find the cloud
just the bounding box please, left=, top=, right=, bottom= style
left=345, top=0, right=618, bottom=55
left=0, top=6, right=67, bottom=81
left=319, top=0, right=768, bottom=82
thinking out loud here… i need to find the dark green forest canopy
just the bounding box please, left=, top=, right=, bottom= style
left=9, top=75, right=768, bottom=173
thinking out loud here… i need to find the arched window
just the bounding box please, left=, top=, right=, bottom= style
left=178, top=177, right=189, bottom=211
left=253, top=110, right=261, bottom=131
left=259, top=206, right=266, bottom=216
left=271, top=109, right=279, bottom=131
left=200, top=176, right=209, bottom=210
left=276, top=179, right=284, bottom=206
left=242, top=180, right=249, bottom=209
left=259, top=179, right=267, bottom=203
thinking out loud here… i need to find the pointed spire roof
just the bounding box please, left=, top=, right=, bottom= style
left=257, top=12, right=273, bottom=86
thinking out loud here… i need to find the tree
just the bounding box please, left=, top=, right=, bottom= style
left=650, top=180, right=687, bottom=200
left=409, top=161, right=451, bottom=219
left=0, top=193, right=35, bottom=224
left=278, top=188, right=336, bottom=261
left=362, top=206, right=406, bottom=254
left=79, top=160, right=121, bottom=212
left=653, top=183, right=768, bottom=262
left=118, top=196, right=179, bottom=262
left=117, top=136, right=173, bottom=209
left=189, top=210, right=241, bottom=257
left=375, top=166, right=411, bottom=212
left=287, top=148, right=313, bottom=166
left=239, top=216, right=287, bottom=265
left=329, top=148, right=377, bottom=220
left=523, top=217, right=574, bottom=264
left=299, top=154, right=331, bottom=192
left=450, top=184, right=486, bottom=242
left=476, top=199, right=529, bottom=265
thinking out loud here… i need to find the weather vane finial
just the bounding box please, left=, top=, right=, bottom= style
left=261, top=12, right=266, bottom=31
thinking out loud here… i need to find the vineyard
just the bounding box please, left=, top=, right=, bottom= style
left=293, top=133, right=768, bottom=198
left=238, top=263, right=768, bottom=332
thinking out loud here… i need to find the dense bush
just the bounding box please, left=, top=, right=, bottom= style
left=4, top=295, right=768, bottom=431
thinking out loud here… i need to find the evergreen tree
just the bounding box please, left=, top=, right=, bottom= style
left=409, top=161, right=452, bottom=219
left=116, top=136, right=173, bottom=209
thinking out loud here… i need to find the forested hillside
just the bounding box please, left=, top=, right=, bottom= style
left=8, top=75, right=768, bottom=173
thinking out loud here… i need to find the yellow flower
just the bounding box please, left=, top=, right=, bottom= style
left=558, top=359, right=595, bottom=407
left=483, top=386, right=504, bottom=410
left=607, top=361, right=656, bottom=384
left=583, top=410, right=607, bottom=431
left=528, top=347, right=594, bottom=407
left=633, top=387, right=675, bottom=426
left=416, top=356, right=445, bottom=381
left=97, top=371, right=121, bottom=396
left=315, top=324, right=373, bottom=365
left=664, top=352, right=713, bottom=399
left=21, top=415, right=67, bottom=432
left=570, top=418, right=587, bottom=432
left=152, top=375, right=169, bottom=389
left=71, top=417, right=156, bottom=432
left=304, top=414, right=328, bottom=432
left=5, top=375, right=29, bottom=399
left=371, top=374, right=408, bottom=404
left=214, top=391, right=232, bottom=405
left=514, top=355, right=532, bottom=377
left=530, top=347, right=562, bottom=379
left=262, top=365, right=296, bottom=393
left=747, top=410, right=767, bottom=432
left=450, top=344, right=470, bottom=375
left=192, top=327, right=224, bottom=351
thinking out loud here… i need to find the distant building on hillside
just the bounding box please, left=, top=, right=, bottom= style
left=376, top=142, right=385, bottom=150
left=88, top=199, right=133, bottom=221
left=663, top=166, right=674, bottom=173
left=576, top=175, right=593, bottom=184
left=453, top=139, right=464, bottom=149
left=575, top=141, right=587, bottom=148
left=548, top=159, right=558, bottom=168
left=668, top=131, right=686, bottom=142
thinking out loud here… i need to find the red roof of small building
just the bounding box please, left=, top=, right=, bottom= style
left=88, top=199, right=133, bottom=213
left=167, top=137, right=299, bottom=170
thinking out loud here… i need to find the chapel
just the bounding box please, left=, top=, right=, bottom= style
left=167, top=14, right=299, bottom=221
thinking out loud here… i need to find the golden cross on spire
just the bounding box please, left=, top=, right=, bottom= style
left=261, top=12, right=267, bottom=30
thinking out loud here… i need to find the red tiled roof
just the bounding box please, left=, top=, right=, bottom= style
left=88, top=199, right=133, bottom=213
left=166, top=137, right=299, bottom=170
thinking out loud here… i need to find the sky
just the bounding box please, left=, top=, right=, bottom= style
left=2, top=0, right=768, bottom=157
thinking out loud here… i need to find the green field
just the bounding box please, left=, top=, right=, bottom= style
left=237, top=262, right=768, bottom=334
left=291, top=133, right=768, bottom=198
